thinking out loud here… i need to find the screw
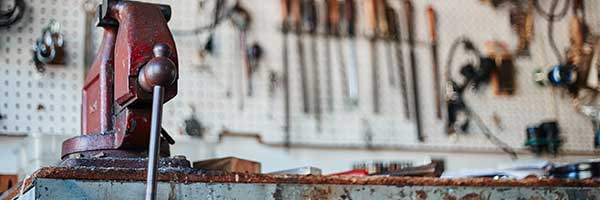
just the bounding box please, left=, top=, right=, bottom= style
left=68, top=153, right=83, bottom=159
left=173, top=155, right=186, bottom=160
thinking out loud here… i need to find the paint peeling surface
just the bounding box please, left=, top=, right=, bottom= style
left=4, top=167, right=600, bottom=199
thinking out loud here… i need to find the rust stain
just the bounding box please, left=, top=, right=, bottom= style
left=303, top=186, right=331, bottom=200
left=340, top=188, right=352, bottom=200
left=554, top=191, right=565, bottom=200
left=272, top=184, right=283, bottom=200
left=416, top=190, right=427, bottom=200
left=460, top=193, right=484, bottom=200
left=588, top=190, right=597, bottom=199
left=528, top=197, right=545, bottom=200
left=443, top=193, right=457, bottom=200
left=168, top=182, right=176, bottom=200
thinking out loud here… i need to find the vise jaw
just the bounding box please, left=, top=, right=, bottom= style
left=61, top=0, right=180, bottom=162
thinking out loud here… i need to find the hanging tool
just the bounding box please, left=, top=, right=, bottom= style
left=268, top=70, right=282, bottom=119
left=303, top=0, right=322, bottom=128
left=386, top=3, right=410, bottom=119
left=230, top=2, right=253, bottom=105
left=509, top=0, right=534, bottom=56
left=336, top=0, right=348, bottom=109
left=281, top=0, right=292, bottom=148
left=377, top=0, right=395, bottom=88
left=426, top=5, right=442, bottom=120
left=403, top=0, right=423, bottom=141
left=233, top=4, right=253, bottom=96
left=32, top=20, right=66, bottom=73
left=246, top=42, right=264, bottom=95
left=325, top=0, right=339, bottom=113
left=292, top=0, right=311, bottom=114
left=0, top=0, right=25, bottom=28
left=364, top=0, right=381, bottom=114
left=341, top=0, right=359, bottom=107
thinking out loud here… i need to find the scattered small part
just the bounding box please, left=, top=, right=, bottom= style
left=352, top=160, right=413, bottom=175
left=68, top=153, right=83, bottom=159
left=193, top=157, right=261, bottom=173
left=93, top=152, right=106, bottom=158
left=328, top=169, right=369, bottom=176
left=269, top=166, right=322, bottom=175
left=525, top=121, right=562, bottom=156
left=173, top=155, right=187, bottom=160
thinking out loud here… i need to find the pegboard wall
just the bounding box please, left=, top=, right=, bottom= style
left=0, top=0, right=84, bottom=136
left=1, top=0, right=599, bottom=155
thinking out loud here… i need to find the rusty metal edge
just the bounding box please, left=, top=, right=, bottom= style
left=4, top=166, right=600, bottom=199
left=17, top=167, right=600, bottom=186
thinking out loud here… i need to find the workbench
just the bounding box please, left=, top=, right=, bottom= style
left=2, top=167, right=600, bottom=199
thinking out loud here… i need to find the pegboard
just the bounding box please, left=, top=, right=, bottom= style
left=1, top=0, right=599, bottom=155
left=0, top=0, right=84, bottom=136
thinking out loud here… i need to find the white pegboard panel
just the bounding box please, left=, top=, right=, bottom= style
left=158, top=0, right=600, bottom=154
left=0, top=0, right=85, bottom=136
left=1, top=0, right=599, bottom=155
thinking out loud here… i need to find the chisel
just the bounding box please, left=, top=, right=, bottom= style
left=303, top=0, right=322, bottom=129
left=325, top=0, right=339, bottom=113
left=280, top=0, right=292, bottom=148
left=364, top=0, right=380, bottom=114
left=404, top=0, right=424, bottom=141
left=291, top=0, right=311, bottom=114
left=426, top=5, right=442, bottom=120
left=385, top=2, right=410, bottom=119
left=341, top=0, right=359, bottom=107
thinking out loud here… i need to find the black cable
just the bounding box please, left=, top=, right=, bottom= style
left=171, top=0, right=234, bottom=36
left=444, top=36, right=517, bottom=159
left=0, top=0, right=25, bottom=28
left=444, top=36, right=481, bottom=85
left=467, top=106, right=518, bottom=159
left=533, top=0, right=569, bottom=21
left=542, top=0, right=566, bottom=64
left=171, top=11, right=232, bottom=36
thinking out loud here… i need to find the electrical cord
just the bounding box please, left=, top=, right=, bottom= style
left=444, top=36, right=517, bottom=159
left=533, top=0, right=569, bottom=21
left=467, top=106, right=518, bottom=159
left=0, top=0, right=25, bottom=28
left=171, top=0, right=233, bottom=36
left=534, top=0, right=570, bottom=63
left=444, top=37, right=482, bottom=85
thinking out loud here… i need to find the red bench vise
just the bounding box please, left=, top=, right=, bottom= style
left=60, top=0, right=188, bottom=168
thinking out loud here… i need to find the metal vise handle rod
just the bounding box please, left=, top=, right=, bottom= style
left=145, top=85, right=165, bottom=200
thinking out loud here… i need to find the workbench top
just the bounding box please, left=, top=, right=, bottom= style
left=3, top=167, right=600, bottom=199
